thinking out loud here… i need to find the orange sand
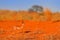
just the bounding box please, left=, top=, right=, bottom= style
left=0, top=20, right=60, bottom=40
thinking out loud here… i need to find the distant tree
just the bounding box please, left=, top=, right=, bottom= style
left=29, top=5, right=43, bottom=13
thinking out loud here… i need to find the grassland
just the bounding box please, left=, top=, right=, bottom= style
left=0, top=9, right=60, bottom=40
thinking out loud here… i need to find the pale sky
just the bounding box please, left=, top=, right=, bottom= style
left=0, top=0, right=60, bottom=12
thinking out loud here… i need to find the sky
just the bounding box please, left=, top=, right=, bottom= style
left=0, top=0, right=60, bottom=12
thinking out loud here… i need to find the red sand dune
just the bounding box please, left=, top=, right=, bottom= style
left=0, top=20, right=60, bottom=40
